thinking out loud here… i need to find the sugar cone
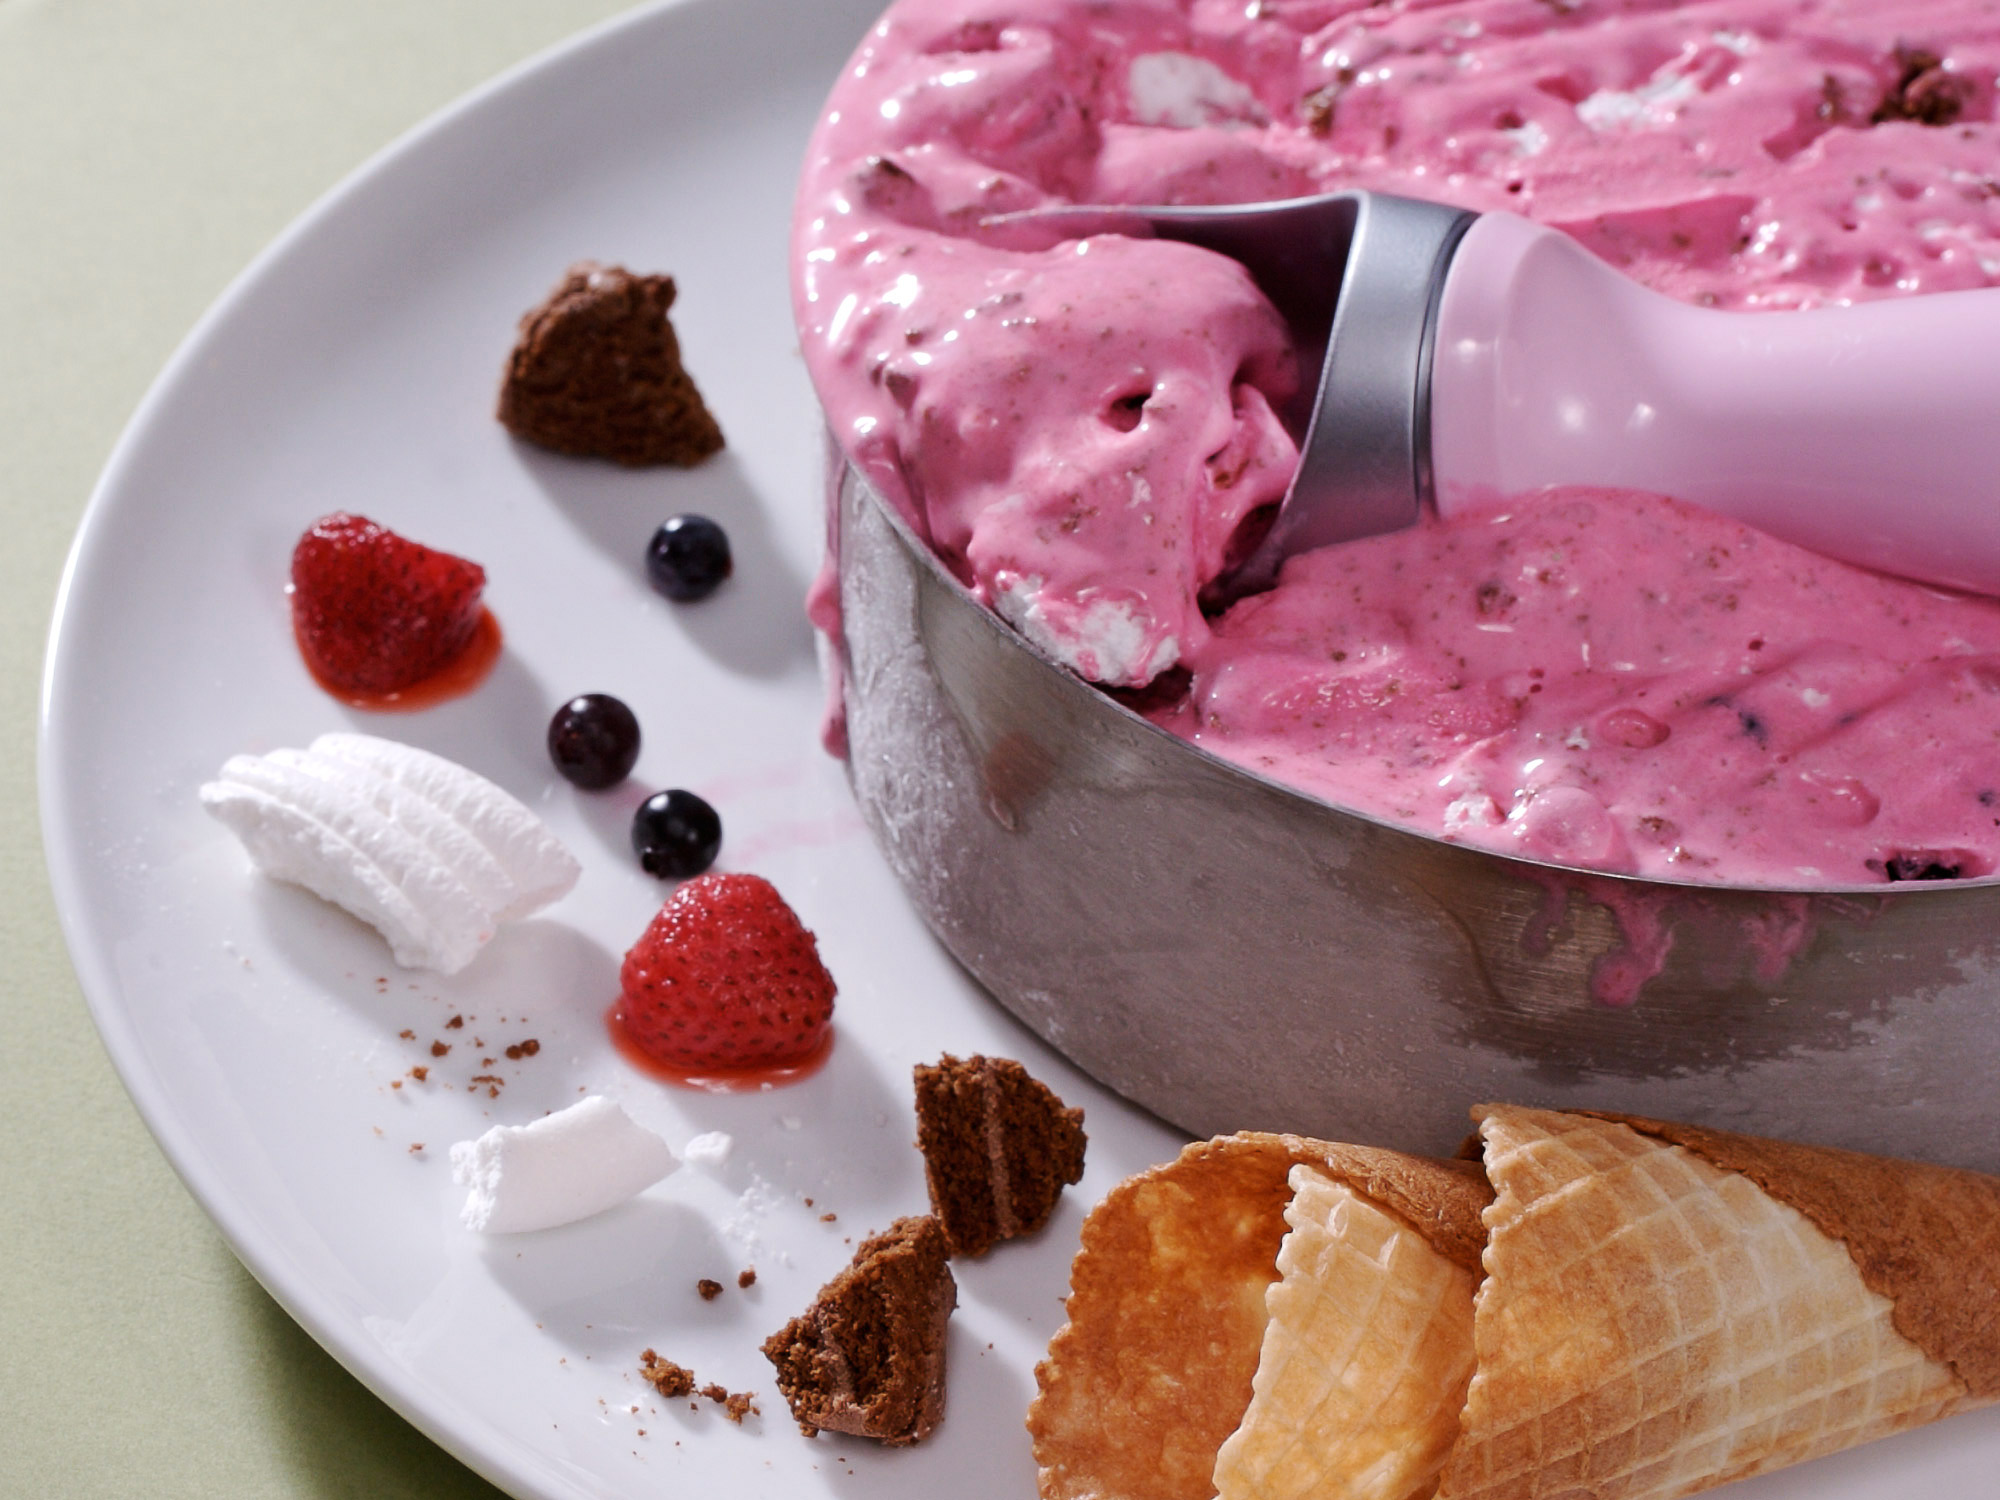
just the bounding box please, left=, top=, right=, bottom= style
left=1030, top=1133, right=1492, bottom=1500
left=1435, top=1106, right=1971, bottom=1500
left=1214, top=1165, right=1479, bottom=1500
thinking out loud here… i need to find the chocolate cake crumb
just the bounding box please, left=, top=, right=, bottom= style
left=505, top=1039, right=541, bottom=1060
left=1874, top=45, right=1972, bottom=126
left=695, top=1383, right=759, bottom=1423
left=639, top=1349, right=696, bottom=1399
left=1301, top=83, right=1339, bottom=134
left=738, top=1268, right=757, bottom=1289
left=761, top=1215, right=956, bottom=1445
left=697, top=1278, right=725, bottom=1302
left=446, top=1015, right=464, bottom=1029
left=913, top=1055, right=1087, bottom=1257
left=430, top=1040, right=450, bottom=1057
left=498, top=263, right=725, bottom=467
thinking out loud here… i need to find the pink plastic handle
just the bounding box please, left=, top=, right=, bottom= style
left=1431, top=211, right=2000, bottom=596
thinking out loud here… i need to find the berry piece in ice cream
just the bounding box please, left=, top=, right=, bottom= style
left=617, top=872, right=836, bottom=1071
left=630, top=788, right=722, bottom=878
left=547, top=693, right=641, bottom=789
left=497, top=263, right=724, bottom=467
left=646, top=514, right=732, bottom=602
left=289, top=512, right=487, bottom=696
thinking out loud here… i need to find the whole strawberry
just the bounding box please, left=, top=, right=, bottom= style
left=290, top=512, right=487, bottom=694
left=619, top=873, right=836, bottom=1070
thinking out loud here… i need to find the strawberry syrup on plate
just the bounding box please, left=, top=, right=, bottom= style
left=295, top=606, right=502, bottom=710
left=604, top=999, right=835, bottom=1092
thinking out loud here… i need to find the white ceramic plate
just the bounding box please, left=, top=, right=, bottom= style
left=38, top=1, right=2000, bottom=1495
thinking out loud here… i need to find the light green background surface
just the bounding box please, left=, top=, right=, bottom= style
left=2, top=3, right=638, bottom=1493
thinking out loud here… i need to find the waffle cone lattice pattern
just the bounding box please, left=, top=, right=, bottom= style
left=1216, top=1167, right=1477, bottom=1500
left=1437, top=1108, right=1968, bottom=1500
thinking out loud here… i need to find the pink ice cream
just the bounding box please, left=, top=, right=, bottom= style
left=795, top=0, right=2000, bottom=886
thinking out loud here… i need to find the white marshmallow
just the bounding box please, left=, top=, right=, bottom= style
left=450, top=1096, right=678, bottom=1234
left=200, top=732, right=579, bottom=973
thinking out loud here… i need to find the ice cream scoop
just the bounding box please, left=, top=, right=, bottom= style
left=1003, top=189, right=2000, bottom=598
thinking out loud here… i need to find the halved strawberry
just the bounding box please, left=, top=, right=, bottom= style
left=290, top=513, right=487, bottom=694
left=618, top=873, right=837, bottom=1070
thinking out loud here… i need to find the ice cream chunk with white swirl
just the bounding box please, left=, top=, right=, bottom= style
left=199, top=732, right=579, bottom=973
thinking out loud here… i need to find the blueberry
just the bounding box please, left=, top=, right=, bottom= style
left=647, top=514, right=732, bottom=602
left=547, top=694, right=641, bottom=789
left=631, top=789, right=722, bottom=878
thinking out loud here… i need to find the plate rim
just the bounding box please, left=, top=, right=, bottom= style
left=34, top=2, right=770, bottom=1494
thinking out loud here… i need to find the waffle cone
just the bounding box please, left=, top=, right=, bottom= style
left=1578, top=1111, right=2000, bottom=1401
left=1435, top=1106, right=1971, bottom=1500
left=1213, top=1165, right=1479, bottom=1500
left=1030, top=1132, right=1491, bottom=1500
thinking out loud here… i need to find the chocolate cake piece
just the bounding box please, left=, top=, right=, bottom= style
left=497, top=262, right=724, bottom=466
left=761, top=1215, right=956, bottom=1445
left=914, top=1054, right=1087, bottom=1257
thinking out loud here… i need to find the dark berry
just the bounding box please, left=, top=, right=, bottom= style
left=547, top=694, right=642, bottom=789
left=632, top=789, right=723, bottom=878
left=647, top=514, right=732, bottom=602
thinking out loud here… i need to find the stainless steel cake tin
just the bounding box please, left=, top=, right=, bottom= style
left=830, top=463, right=2000, bottom=1172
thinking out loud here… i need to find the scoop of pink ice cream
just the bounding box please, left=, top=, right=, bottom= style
left=817, top=232, right=1295, bottom=684
left=796, top=1, right=1316, bottom=683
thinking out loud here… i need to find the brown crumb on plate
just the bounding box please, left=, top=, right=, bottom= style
left=639, top=1349, right=696, bottom=1400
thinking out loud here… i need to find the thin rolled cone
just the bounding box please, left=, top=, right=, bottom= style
left=1031, top=1133, right=1492, bottom=1500
left=1436, top=1106, right=1971, bottom=1500
left=1214, top=1166, right=1479, bottom=1500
